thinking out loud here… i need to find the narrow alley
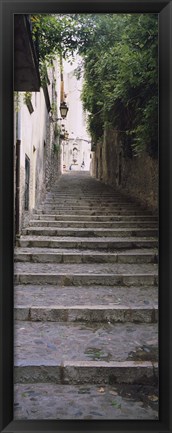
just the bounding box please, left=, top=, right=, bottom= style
left=14, top=171, right=158, bottom=420
left=12, top=13, right=160, bottom=422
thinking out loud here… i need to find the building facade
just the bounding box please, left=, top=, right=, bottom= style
left=14, top=18, right=92, bottom=239
left=61, top=62, right=91, bottom=172
left=14, top=15, right=63, bottom=236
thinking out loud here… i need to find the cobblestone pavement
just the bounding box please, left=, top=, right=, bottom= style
left=14, top=321, right=158, bottom=363
left=14, top=171, right=158, bottom=420
left=14, top=383, right=158, bottom=420
left=14, top=284, right=158, bottom=307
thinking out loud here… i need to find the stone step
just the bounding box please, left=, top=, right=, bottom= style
left=43, top=201, right=142, bottom=207
left=44, top=193, right=155, bottom=202
left=45, top=192, right=134, bottom=196
left=17, top=236, right=158, bottom=249
left=46, top=192, right=131, bottom=196
left=37, top=207, right=151, bottom=214
left=15, top=360, right=158, bottom=387
left=14, top=284, right=158, bottom=308
left=14, top=262, right=158, bottom=286
left=22, top=227, right=158, bottom=238
left=46, top=196, right=134, bottom=201
left=33, top=214, right=158, bottom=221
left=43, top=195, right=140, bottom=203
left=14, top=305, right=158, bottom=323
left=14, top=171, right=158, bottom=419
left=14, top=272, right=158, bottom=287
left=45, top=192, right=143, bottom=198
left=34, top=209, right=153, bottom=216
left=29, top=220, right=158, bottom=228
left=14, top=273, right=157, bottom=286
left=14, top=382, right=159, bottom=420
left=39, top=204, right=142, bottom=210
left=14, top=248, right=158, bottom=264
left=14, top=321, right=158, bottom=385
left=14, top=262, right=158, bottom=273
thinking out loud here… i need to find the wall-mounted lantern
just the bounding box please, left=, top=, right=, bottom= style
left=59, top=101, right=69, bottom=119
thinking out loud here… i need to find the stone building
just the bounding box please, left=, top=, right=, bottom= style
left=14, top=15, right=62, bottom=237
left=14, top=16, right=92, bottom=239
left=61, top=61, right=92, bottom=172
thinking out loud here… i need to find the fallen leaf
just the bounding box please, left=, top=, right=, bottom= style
left=148, top=395, right=158, bottom=402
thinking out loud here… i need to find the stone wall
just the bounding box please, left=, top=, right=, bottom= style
left=90, top=151, right=96, bottom=178
left=92, top=126, right=122, bottom=186
left=92, top=125, right=158, bottom=213
left=49, top=147, right=61, bottom=187
left=122, top=153, right=158, bottom=213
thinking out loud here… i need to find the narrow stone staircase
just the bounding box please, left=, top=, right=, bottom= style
left=14, top=171, right=158, bottom=420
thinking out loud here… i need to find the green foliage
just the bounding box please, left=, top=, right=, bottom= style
left=30, top=13, right=158, bottom=157
left=14, top=91, right=21, bottom=112
left=31, top=15, right=62, bottom=59
left=31, top=14, right=95, bottom=62
left=51, top=102, right=57, bottom=116
left=24, top=92, right=32, bottom=104
left=39, top=60, right=51, bottom=86
left=54, top=123, right=61, bottom=138
left=30, top=14, right=99, bottom=84
left=53, top=143, right=60, bottom=154
left=80, top=14, right=158, bottom=158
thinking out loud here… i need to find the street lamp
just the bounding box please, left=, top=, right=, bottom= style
left=59, top=101, right=69, bottom=119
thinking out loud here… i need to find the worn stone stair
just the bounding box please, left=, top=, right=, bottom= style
left=14, top=171, right=158, bottom=420
left=14, top=248, right=157, bottom=263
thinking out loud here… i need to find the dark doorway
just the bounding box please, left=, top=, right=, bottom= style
left=25, top=155, right=30, bottom=210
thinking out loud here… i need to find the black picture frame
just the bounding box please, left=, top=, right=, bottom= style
left=0, top=0, right=172, bottom=432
